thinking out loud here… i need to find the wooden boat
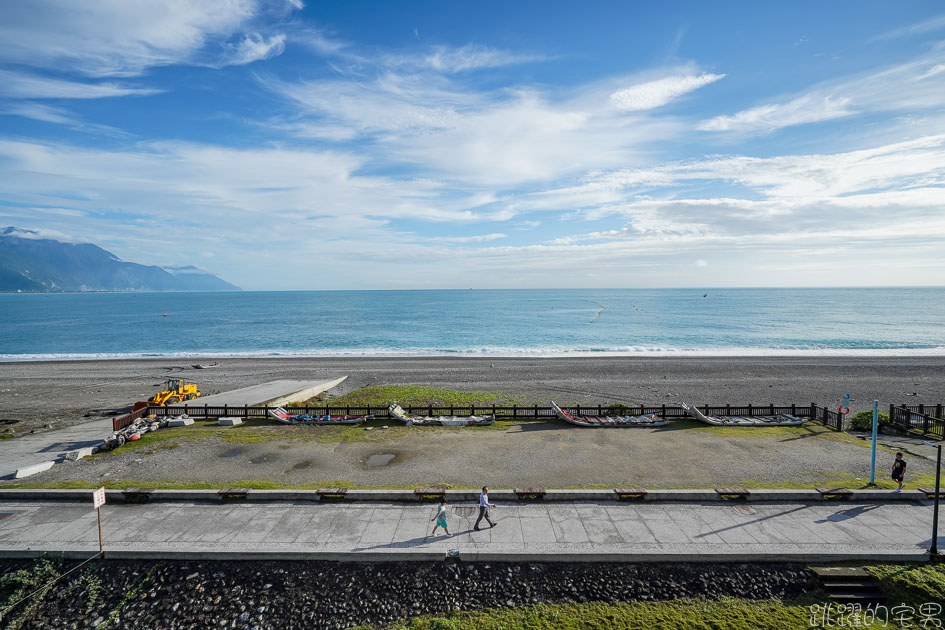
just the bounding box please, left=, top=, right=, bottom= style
left=268, top=407, right=371, bottom=425
left=680, top=402, right=807, bottom=426
left=388, top=404, right=495, bottom=427
left=550, top=401, right=668, bottom=427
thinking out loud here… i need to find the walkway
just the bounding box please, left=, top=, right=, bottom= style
left=190, top=376, right=347, bottom=407
left=0, top=500, right=937, bottom=562
left=0, top=418, right=112, bottom=479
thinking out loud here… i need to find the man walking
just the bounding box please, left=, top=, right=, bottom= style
left=891, top=452, right=907, bottom=492
left=474, top=486, right=496, bottom=530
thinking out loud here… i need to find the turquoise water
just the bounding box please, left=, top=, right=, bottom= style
left=1, top=288, right=943, bottom=360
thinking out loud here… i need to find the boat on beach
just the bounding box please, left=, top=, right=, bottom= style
left=550, top=401, right=668, bottom=427
left=268, top=407, right=372, bottom=425
left=388, top=403, right=495, bottom=426
left=680, top=402, right=807, bottom=426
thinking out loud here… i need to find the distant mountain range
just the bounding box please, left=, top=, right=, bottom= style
left=0, top=227, right=240, bottom=292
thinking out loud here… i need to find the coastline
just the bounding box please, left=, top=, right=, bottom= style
left=1, top=355, right=942, bottom=436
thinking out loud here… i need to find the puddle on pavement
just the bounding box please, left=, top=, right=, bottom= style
left=251, top=454, right=275, bottom=465
left=365, top=453, right=396, bottom=467
left=292, top=460, right=312, bottom=470
left=219, top=448, right=243, bottom=458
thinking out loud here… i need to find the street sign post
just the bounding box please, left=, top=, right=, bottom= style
left=92, top=487, right=105, bottom=556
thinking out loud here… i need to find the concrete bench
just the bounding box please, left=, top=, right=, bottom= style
left=122, top=488, right=154, bottom=503
left=614, top=488, right=647, bottom=500
left=317, top=488, right=348, bottom=501
left=715, top=487, right=750, bottom=500
left=817, top=487, right=853, bottom=500
left=414, top=487, right=447, bottom=501
left=919, top=487, right=945, bottom=499
left=219, top=488, right=251, bottom=501
left=515, top=487, right=546, bottom=500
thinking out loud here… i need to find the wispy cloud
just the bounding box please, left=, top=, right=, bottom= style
left=0, top=0, right=298, bottom=77
left=420, top=44, right=546, bottom=73
left=700, top=50, right=945, bottom=134
left=222, top=33, right=287, bottom=66
left=429, top=233, right=507, bottom=243
left=0, top=102, right=132, bottom=136
left=698, top=93, right=854, bottom=133
left=871, top=13, right=945, bottom=41
left=610, top=73, right=724, bottom=111
left=0, top=70, right=160, bottom=100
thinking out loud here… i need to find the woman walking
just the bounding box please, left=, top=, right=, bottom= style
left=431, top=498, right=451, bottom=537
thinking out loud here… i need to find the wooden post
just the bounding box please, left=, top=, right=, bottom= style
left=97, top=507, right=103, bottom=556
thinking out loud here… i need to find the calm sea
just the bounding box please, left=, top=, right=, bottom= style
left=1, top=288, right=943, bottom=361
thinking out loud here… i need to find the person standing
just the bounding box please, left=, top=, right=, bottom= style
left=431, top=498, right=451, bottom=537
left=891, top=452, right=907, bottom=492
left=474, top=486, right=496, bottom=530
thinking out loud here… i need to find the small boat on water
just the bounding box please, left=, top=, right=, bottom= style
left=550, top=401, right=668, bottom=427
left=268, top=407, right=372, bottom=425
left=680, top=402, right=807, bottom=426
left=388, top=403, right=495, bottom=427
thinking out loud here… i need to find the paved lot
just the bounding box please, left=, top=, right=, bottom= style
left=0, top=418, right=111, bottom=478
left=0, top=500, right=937, bottom=562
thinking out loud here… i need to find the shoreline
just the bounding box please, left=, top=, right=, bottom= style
left=5, top=347, right=945, bottom=362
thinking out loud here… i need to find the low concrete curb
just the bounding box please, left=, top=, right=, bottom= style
left=0, top=488, right=929, bottom=503
left=12, top=462, right=56, bottom=479
left=0, top=548, right=928, bottom=563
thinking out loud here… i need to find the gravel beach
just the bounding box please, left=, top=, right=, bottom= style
left=1, top=356, right=941, bottom=489
left=2, top=355, right=943, bottom=435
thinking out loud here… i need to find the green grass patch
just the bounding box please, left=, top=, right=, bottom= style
left=867, top=562, right=945, bottom=607
left=362, top=597, right=882, bottom=630
left=313, top=385, right=528, bottom=407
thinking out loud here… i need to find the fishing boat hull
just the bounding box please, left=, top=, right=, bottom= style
left=550, top=401, right=668, bottom=427
left=680, top=402, right=807, bottom=426
left=388, top=404, right=495, bottom=426
left=268, top=407, right=371, bottom=425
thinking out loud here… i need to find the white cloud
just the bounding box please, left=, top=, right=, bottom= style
left=0, top=102, right=132, bottom=136
left=421, top=44, right=545, bottom=73
left=0, top=70, right=160, bottom=99
left=222, top=33, right=286, bottom=66
left=871, top=13, right=945, bottom=41
left=700, top=50, right=945, bottom=134
left=698, top=94, right=854, bottom=133
left=429, top=233, right=507, bottom=243
left=0, top=0, right=296, bottom=77
left=610, top=73, right=724, bottom=111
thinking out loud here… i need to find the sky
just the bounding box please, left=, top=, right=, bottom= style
left=1, top=1, right=944, bottom=290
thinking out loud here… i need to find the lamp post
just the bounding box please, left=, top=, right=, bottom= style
left=923, top=441, right=941, bottom=557
left=869, top=400, right=878, bottom=486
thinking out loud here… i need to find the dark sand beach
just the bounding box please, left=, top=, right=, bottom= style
left=1, top=356, right=942, bottom=488
left=2, top=355, right=942, bottom=434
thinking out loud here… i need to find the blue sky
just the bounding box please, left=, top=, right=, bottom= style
left=1, top=1, right=944, bottom=290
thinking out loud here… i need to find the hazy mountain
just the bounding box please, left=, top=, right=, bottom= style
left=0, top=227, right=240, bottom=292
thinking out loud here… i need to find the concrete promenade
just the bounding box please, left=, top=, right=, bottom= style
left=0, top=418, right=113, bottom=479
left=194, top=376, right=347, bottom=407
left=0, top=499, right=937, bottom=562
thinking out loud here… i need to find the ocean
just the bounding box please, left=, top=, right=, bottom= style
left=1, top=288, right=943, bottom=361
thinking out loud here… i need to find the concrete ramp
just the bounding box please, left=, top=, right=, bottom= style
left=195, top=377, right=347, bottom=407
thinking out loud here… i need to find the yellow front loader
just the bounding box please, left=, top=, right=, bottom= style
left=149, top=378, right=201, bottom=406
